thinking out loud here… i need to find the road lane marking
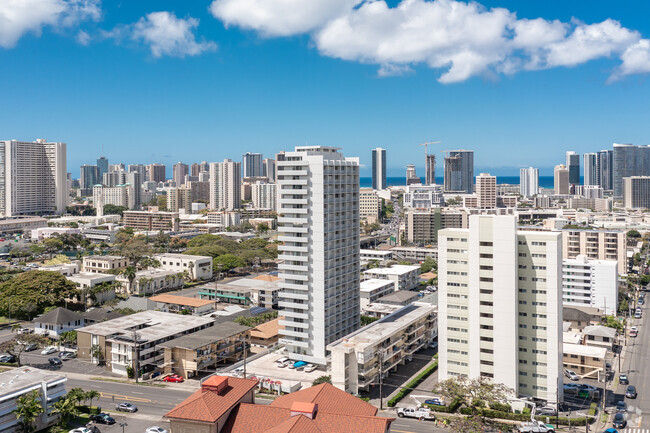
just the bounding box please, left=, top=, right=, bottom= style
left=99, top=392, right=151, bottom=403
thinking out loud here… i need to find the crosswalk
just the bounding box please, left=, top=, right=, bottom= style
left=625, top=428, right=648, bottom=433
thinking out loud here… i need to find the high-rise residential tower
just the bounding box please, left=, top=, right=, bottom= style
left=597, top=150, right=613, bottom=190
left=554, top=164, right=569, bottom=195
left=613, top=143, right=650, bottom=198
left=242, top=152, right=263, bottom=178
left=566, top=151, right=580, bottom=185
left=0, top=139, right=67, bottom=216
left=371, top=147, right=387, bottom=190
left=128, top=164, right=146, bottom=182
left=277, top=146, right=360, bottom=364
left=623, top=176, right=650, bottom=209
left=406, top=164, right=420, bottom=185
left=444, top=150, right=474, bottom=194
left=425, top=154, right=436, bottom=186
left=263, top=158, right=276, bottom=182
left=173, top=162, right=189, bottom=186
left=209, top=159, right=241, bottom=211
left=80, top=165, right=99, bottom=195
left=583, top=153, right=598, bottom=186
left=520, top=167, right=539, bottom=197
left=438, top=215, right=562, bottom=403
left=476, top=173, right=496, bottom=209
left=97, top=156, right=108, bottom=179
left=147, top=164, right=166, bottom=183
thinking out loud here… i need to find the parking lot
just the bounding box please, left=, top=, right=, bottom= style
left=240, top=351, right=328, bottom=389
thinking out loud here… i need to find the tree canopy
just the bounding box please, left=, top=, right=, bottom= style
left=0, top=271, right=79, bottom=320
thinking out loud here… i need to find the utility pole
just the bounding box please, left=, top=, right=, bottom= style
left=379, top=348, right=384, bottom=411
left=132, top=329, right=141, bottom=383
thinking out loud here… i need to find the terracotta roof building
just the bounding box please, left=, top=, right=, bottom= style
left=165, top=378, right=393, bottom=433
left=249, top=317, right=282, bottom=352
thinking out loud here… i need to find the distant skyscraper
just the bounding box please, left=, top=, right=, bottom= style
left=623, top=176, right=650, bottom=209
left=425, top=154, right=436, bottom=186
left=0, top=139, right=66, bottom=215
left=190, top=163, right=201, bottom=177
left=80, top=165, right=99, bottom=193
left=583, top=153, right=598, bottom=186
left=128, top=164, right=146, bottom=182
left=173, top=162, right=189, bottom=186
left=406, top=164, right=420, bottom=185
left=566, top=151, right=580, bottom=185
left=263, top=158, right=276, bottom=182
left=125, top=171, right=142, bottom=210
left=242, top=152, right=263, bottom=178
left=209, top=159, right=241, bottom=210
left=103, top=170, right=125, bottom=187
left=597, top=150, right=613, bottom=191
left=476, top=173, right=496, bottom=209
left=613, top=143, right=650, bottom=197
left=519, top=167, right=539, bottom=197
left=109, top=163, right=124, bottom=172
left=97, top=156, right=108, bottom=179
left=277, top=146, right=360, bottom=364
left=372, top=148, right=386, bottom=190
left=147, top=164, right=166, bottom=183
left=444, top=150, right=473, bottom=194
left=554, top=164, right=569, bottom=195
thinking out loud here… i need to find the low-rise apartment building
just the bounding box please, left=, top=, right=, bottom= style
left=390, top=246, right=438, bottom=262
left=360, top=188, right=383, bottom=222
left=561, top=229, right=627, bottom=274
left=149, top=294, right=217, bottom=315
left=360, top=279, right=396, bottom=309
left=360, top=249, right=393, bottom=265
left=76, top=311, right=214, bottom=377
left=563, top=343, right=607, bottom=380
left=116, top=269, right=184, bottom=295
left=0, top=367, right=67, bottom=432
left=83, top=255, right=128, bottom=273
left=160, top=322, right=250, bottom=379
left=362, top=265, right=420, bottom=291
left=562, top=255, right=618, bottom=315
left=328, top=302, right=437, bottom=394
left=123, top=210, right=180, bottom=231
left=154, top=253, right=213, bottom=281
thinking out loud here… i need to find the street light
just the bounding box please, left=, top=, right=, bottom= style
left=119, top=422, right=127, bottom=433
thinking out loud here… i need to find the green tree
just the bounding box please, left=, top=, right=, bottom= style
left=119, top=237, right=153, bottom=267
left=67, top=388, right=86, bottom=407
left=628, top=229, right=642, bottom=239
left=157, top=195, right=167, bottom=211
left=603, top=315, right=624, bottom=332
left=52, top=396, right=77, bottom=426
left=214, top=254, right=245, bottom=274
left=119, top=266, right=137, bottom=293
left=13, top=390, right=43, bottom=433
left=59, top=331, right=77, bottom=347
left=0, top=271, right=78, bottom=320
left=103, top=204, right=128, bottom=216
left=420, top=257, right=437, bottom=274
left=85, top=390, right=100, bottom=409
left=0, top=334, right=48, bottom=366
left=43, top=237, right=64, bottom=253
left=90, top=344, right=104, bottom=364
left=312, top=375, right=332, bottom=386
left=361, top=315, right=379, bottom=326
left=366, top=259, right=380, bottom=269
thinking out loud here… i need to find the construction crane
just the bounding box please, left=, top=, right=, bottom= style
left=419, top=141, right=441, bottom=156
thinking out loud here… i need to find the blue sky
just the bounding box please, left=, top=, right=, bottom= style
left=2, top=1, right=650, bottom=177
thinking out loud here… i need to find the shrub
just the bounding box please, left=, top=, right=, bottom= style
left=386, top=360, right=438, bottom=407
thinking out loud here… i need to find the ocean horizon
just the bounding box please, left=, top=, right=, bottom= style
left=359, top=176, right=574, bottom=189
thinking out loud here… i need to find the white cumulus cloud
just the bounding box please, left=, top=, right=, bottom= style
left=127, top=11, right=216, bottom=58
left=0, top=0, right=100, bottom=48
left=208, top=0, right=650, bottom=83
left=611, top=39, right=650, bottom=80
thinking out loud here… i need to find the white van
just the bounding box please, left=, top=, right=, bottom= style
left=635, top=309, right=642, bottom=319
left=276, top=357, right=290, bottom=367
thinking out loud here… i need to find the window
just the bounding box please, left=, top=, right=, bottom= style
left=532, top=253, right=546, bottom=258
left=449, top=305, right=468, bottom=310
left=480, top=301, right=493, bottom=306
left=518, top=288, right=527, bottom=293
left=519, top=265, right=527, bottom=269
left=519, top=300, right=527, bottom=305
left=532, top=302, right=547, bottom=306
left=480, top=242, right=493, bottom=246
left=519, top=324, right=527, bottom=328
left=480, top=313, right=493, bottom=318
left=448, top=338, right=468, bottom=344
left=519, top=312, right=528, bottom=317
left=532, top=241, right=546, bottom=246
left=532, top=337, right=547, bottom=342
left=533, top=349, right=547, bottom=354
left=480, top=265, right=493, bottom=270
left=519, top=336, right=527, bottom=340
left=532, top=278, right=546, bottom=282
left=480, top=289, right=493, bottom=294
left=532, top=266, right=546, bottom=270
left=519, top=347, right=527, bottom=352
left=480, top=253, right=493, bottom=259
left=480, top=336, right=494, bottom=342
left=519, top=371, right=528, bottom=376
left=480, top=348, right=494, bottom=354
left=519, top=253, right=527, bottom=257
left=448, top=316, right=468, bottom=322
left=480, top=277, right=493, bottom=282
left=480, top=360, right=494, bottom=366
left=518, top=276, right=527, bottom=281
left=480, top=372, right=494, bottom=378
left=519, top=359, right=528, bottom=364
left=480, top=325, right=494, bottom=330
left=447, top=327, right=468, bottom=333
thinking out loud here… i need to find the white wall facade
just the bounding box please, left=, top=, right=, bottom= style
left=563, top=256, right=618, bottom=315
left=209, top=160, right=241, bottom=210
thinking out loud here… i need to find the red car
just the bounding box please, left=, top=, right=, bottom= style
left=163, top=374, right=184, bottom=383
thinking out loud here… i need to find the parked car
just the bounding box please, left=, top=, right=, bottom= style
left=304, top=364, right=317, bottom=373
left=48, top=357, right=62, bottom=366
left=616, top=401, right=627, bottom=412
left=163, top=374, right=184, bottom=383
left=424, top=398, right=445, bottom=406
left=23, top=343, right=37, bottom=352
left=146, top=427, right=168, bottom=433
left=275, top=357, right=289, bottom=367
left=397, top=407, right=436, bottom=420
left=635, top=309, right=642, bottom=319
left=60, top=352, right=76, bottom=360
left=537, top=406, right=557, bottom=416
left=620, top=374, right=630, bottom=385
left=563, top=383, right=580, bottom=394
left=0, top=355, right=16, bottom=363
left=518, top=420, right=555, bottom=433
left=626, top=385, right=637, bottom=399
left=68, top=428, right=93, bottom=433
left=564, top=369, right=579, bottom=381
left=17, top=328, right=32, bottom=334
left=232, top=367, right=245, bottom=376
left=630, top=328, right=638, bottom=337
left=578, top=384, right=597, bottom=391
left=41, top=346, right=57, bottom=355
left=115, top=402, right=138, bottom=412
left=613, top=412, right=626, bottom=428
left=90, top=414, right=115, bottom=425
left=604, top=429, right=618, bottom=433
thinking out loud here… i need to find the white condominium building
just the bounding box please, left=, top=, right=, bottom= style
left=251, top=181, right=277, bottom=211
left=562, top=255, right=618, bottom=315
left=520, top=167, right=539, bottom=198
left=439, top=215, right=563, bottom=404
left=277, top=146, right=360, bottom=364
left=209, top=159, right=241, bottom=210
left=0, top=139, right=67, bottom=216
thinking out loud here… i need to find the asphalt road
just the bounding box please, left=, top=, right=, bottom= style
left=617, top=297, right=650, bottom=432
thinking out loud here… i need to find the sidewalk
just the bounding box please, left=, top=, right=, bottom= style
left=372, top=356, right=438, bottom=409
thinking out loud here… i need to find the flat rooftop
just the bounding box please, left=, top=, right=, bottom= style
left=0, top=367, right=65, bottom=398
left=68, top=272, right=115, bottom=280
left=363, top=265, right=420, bottom=276
left=154, top=253, right=210, bottom=260
left=150, top=294, right=215, bottom=308
left=362, top=303, right=403, bottom=315
left=209, top=275, right=281, bottom=292
left=329, top=303, right=436, bottom=352
left=360, top=279, right=395, bottom=292
left=563, top=343, right=607, bottom=358
left=159, top=322, right=250, bottom=350
left=76, top=311, right=214, bottom=343
left=84, top=255, right=124, bottom=261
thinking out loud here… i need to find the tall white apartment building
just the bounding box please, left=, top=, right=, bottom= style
left=520, top=167, right=539, bottom=198
left=209, top=159, right=241, bottom=210
left=0, top=139, right=67, bottom=216
left=439, top=215, right=562, bottom=403
left=93, top=185, right=128, bottom=210
left=277, top=146, right=360, bottom=364
left=251, top=181, right=277, bottom=211
left=476, top=173, right=496, bottom=209
left=562, top=255, right=618, bottom=315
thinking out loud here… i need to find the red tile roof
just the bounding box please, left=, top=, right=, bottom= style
left=222, top=404, right=393, bottom=433
left=270, top=383, right=378, bottom=417
left=164, top=376, right=257, bottom=423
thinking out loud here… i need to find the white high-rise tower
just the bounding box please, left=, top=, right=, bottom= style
left=209, top=160, right=241, bottom=211
left=520, top=167, right=539, bottom=197
left=277, top=146, right=360, bottom=364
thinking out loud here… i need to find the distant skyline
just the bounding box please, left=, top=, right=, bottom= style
left=3, top=1, right=650, bottom=177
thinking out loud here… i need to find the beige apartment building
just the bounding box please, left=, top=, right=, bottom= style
left=360, top=188, right=382, bottom=221
left=167, top=187, right=193, bottom=212
left=439, top=215, right=563, bottom=404
left=83, top=255, right=128, bottom=273
left=403, top=208, right=466, bottom=244
left=476, top=173, right=497, bottom=209
left=123, top=210, right=180, bottom=231
left=561, top=229, right=627, bottom=274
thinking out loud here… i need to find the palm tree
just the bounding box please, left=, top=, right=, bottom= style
left=68, top=388, right=85, bottom=407
left=85, top=390, right=100, bottom=410
left=13, top=390, right=43, bottom=433
left=119, top=266, right=137, bottom=294
left=52, top=396, right=77, bottom=427
left=187, top=261, right=195, bottom=281
left=90, top=345, right=103, bottom=365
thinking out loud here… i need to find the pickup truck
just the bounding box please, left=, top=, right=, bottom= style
left=397, top=407, right=436, bottom=420
left=518, top=421, right=555, bottom=433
